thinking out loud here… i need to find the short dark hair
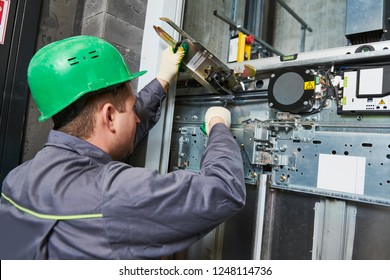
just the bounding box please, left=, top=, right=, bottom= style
left=54, top=83, right=130, bottom=138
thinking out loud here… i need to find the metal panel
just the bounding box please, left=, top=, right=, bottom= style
left=261, top=189, right=317, bottom=260
left=345, top=0, right=384, bottom=36
left=353, top=203, right=390, bottom=259
left=312, top=200, right=356, bottom=260
left=221, top=184, right=258, bottom=260
left=272, top=131, right=390, bottom=205
left=253, top=174, right=268, bottom=260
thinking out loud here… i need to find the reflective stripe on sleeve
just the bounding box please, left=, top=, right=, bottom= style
left=1, top=193, right=103, bottom=220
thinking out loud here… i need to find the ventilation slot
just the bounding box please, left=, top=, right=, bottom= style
left=68, top=57, right=79, bottom=66
left=89, top=50, right=99, bottom=59
left=362, top=143, right=373, bottom=147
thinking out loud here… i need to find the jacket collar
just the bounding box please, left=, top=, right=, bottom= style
left=45, top=130, right=113, bottom=164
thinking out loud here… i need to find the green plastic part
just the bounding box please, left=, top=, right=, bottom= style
left=200, top=121, right=207, bottom=136
left=173, top=40, right=188, bottom=72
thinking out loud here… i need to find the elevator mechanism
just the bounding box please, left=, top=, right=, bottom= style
left=155, top=19, right=390, bottom=259
left=156, top=19, right=390, bottom=205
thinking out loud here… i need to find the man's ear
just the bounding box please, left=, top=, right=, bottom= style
left=101, top=103, right=116, bottom=133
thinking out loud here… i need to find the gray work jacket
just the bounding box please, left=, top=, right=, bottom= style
left=0, top=79, right=246, bottom=259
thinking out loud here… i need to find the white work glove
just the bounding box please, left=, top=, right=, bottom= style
left=204, top=106, right=231, bottom=135
left=156, top=46, right=185, bottom=84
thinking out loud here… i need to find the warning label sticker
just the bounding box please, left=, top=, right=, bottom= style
left=304, top=81, right=315, bottom=90
left=0, top=0, right=10, bottom=45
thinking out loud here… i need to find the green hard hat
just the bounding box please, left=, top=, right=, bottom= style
left=27, top=35, right=147, bottom=122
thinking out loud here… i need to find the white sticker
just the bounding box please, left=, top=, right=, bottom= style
left=359, top=68, right=383, bottom=96
left=317, top=154, right=366, bottom=195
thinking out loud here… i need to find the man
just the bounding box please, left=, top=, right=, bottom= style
left=0, top=35, right=245, bottom=259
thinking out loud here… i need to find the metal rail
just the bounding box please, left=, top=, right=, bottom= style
left=213, top=10, right=284, bottom=56
left=276, top=0, right=313, bottom=52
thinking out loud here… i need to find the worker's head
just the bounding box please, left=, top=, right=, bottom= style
left=57, top=81, right=141, bottom=160
left=28, top=35, right=146, bottom=122
left=27, top=35, right=146, bottom=159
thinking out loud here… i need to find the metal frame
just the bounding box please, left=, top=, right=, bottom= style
left=0, top=0, right=43, bottom=185
left=312, top=200, right=356, bottom=259
left=139, top=0, right=186, bottom=174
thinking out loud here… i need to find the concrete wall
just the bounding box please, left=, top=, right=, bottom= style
left=273, top=0, right=348, bottom=54
left=82, top=0, right=148, bottom=89
left=183, top=0, right=246, bottom=63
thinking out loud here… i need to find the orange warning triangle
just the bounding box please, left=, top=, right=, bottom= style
left=379, top=99, right=386, bottom=105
